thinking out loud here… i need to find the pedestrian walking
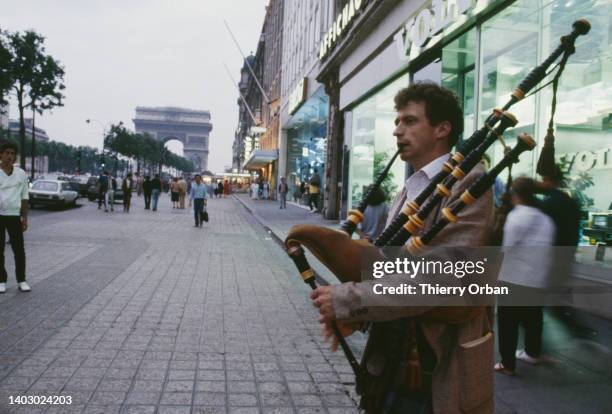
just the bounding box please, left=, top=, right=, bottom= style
left=136, top=173, right=144, bottom=197
left=258, top=179, right=263, bottom=199
left=298, top=181, right=305, bottom=204
left=178, top=176, right=187, bottom=209
left=223, top=180, right=230, bottom=197
left=143, top=176, right=152, bottom=210
left=151, top=174, right=162, bottom=211
left=217, top=181, right=223, bottom=199
left=278, top=177, right=288, bottom=209
left=98, top=171, right=109, bottom=211
left=0, top=141, right=31, bottom=293
left=263, top=181, right=269, bottom=200
left=495, top=177, right=555, bottom=376
left=170, top=177, right=180, bottom=209
left=122, top=172, right=133, bottom=212
left=189, top=174, right=208, bottom=227
left=105, top=173, right=117, bottom=212
left=308, top=169, right=321, bottom=212
left=356, top=185, right=388, bottom=242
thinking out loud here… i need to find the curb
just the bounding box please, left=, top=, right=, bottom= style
left=233, top=194, right=331, bottom=286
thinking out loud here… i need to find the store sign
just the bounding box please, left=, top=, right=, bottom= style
left=558, top=147, right=612, bottom=172
left=289, top=78, right=308, bottom=115
left=318, top=0, right=367, bottom=60
left=394, top=0, right=474, bottom=61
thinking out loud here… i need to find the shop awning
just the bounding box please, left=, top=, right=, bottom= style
left=243, top=149, right=278, bottom=170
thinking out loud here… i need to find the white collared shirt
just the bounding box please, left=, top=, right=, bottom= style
left=404, top=153, right=450, bottom=202
left=0, top=166, right=29, bottom=216
left=499, top=204, right=556, bottom=288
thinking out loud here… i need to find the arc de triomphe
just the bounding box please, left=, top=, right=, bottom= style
left=133, top=107, right=212, bottom=172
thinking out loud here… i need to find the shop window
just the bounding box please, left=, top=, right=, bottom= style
left=348, top=75, right=409, bottom=212
left=286, top=89, right=329, bottom=206
left=478, top=1, right=540, bottom=180
left=478, top=0, right=612, bottom=254
left=442, top=28, right=477, bottom=137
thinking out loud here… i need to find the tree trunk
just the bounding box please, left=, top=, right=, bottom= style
left=30, top=107, right=36, bottom=181
left=17, top=87, right=26, bottom=169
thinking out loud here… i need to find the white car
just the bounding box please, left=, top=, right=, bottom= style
left=29, top=180, right=79, bottom=209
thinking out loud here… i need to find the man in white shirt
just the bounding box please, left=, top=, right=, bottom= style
left=0, top=141, right=30, bottom=293
left=495, top=177, right=555, bottom=375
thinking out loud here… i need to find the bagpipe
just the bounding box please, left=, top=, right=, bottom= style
left=285, top=19, right=590, bottom=412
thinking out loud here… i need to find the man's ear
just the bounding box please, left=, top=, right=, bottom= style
left=435, top=121, right=452, bottom=141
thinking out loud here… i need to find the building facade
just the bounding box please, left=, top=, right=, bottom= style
left=8, top=118, right=50, bottom=142
left=133, top=107, right=212, bottom=172
left=241, top=0, right=284, bottom=195
left=232, top=55, right=257, bottom=172
left=279, top=0, right=334, bottom=211
left=315, top=0, right=611, bottom=288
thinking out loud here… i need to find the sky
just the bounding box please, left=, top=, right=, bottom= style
left=0, top=0, right=268, bottom=172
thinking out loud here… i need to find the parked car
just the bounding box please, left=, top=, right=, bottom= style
left=36, top=174, right=72, bottom=181
left=29, top=180, right=79, bottom=209
left=87, top=176, right=124, bottom=203
left=584, top=211, right=612, bottom=245
left=71, top=175, right=92, bottom=197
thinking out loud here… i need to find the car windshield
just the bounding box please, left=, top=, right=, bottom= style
left=593, top=216, right=607, bottom=228
left=32, top=181, right=59, bottom=191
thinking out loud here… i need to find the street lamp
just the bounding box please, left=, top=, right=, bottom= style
left=86, top=119, right=123, bottom=173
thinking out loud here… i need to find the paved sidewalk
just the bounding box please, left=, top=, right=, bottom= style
left=232, top=195, right=340, bottom=287
left=0, top=195, right=360, bottom=413
left=234, top=195, right=612, bottom=414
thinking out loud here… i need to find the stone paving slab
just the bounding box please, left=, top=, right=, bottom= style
left=0, top=195, right=360, bottom=413
left=234, top=195, right=612, bottom=414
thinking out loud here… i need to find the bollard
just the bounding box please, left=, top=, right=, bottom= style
left=595, top=242, right=606, bottom=261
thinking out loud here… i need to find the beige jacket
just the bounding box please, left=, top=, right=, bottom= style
left=332, top=162, right=495, bottom=414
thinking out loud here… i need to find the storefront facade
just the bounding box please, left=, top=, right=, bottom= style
left=318, top=0, right=612, bottom=248
left=283, top=86, right=329, bottom=205
left=279, top=1, right=334, bottom=209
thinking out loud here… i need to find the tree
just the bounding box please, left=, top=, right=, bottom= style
left=0, top=30, right=13, bottom=108
left=104, top=125, right=194, bottom=175
left=6, top=30, right=65, bottom=171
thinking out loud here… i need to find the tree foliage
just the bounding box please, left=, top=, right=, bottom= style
left=2, top=30, right=65, bottom=169
left=104, top=123, right=194, bottom=174
left=0, top=29, right=12, bottom=107
left=0, top=132, right=100, bottom=174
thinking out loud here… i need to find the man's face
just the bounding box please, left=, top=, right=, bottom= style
left=0, top=149, right=17, bottom=166
left=393, top=101, right=450, bottom=164
left=195, top=176, right=202, bottom=184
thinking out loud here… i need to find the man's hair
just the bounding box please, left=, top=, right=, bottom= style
left=195, top=174, right=202, bottom=178
left=0, top=141, right=19, bottom=153
left=511, top=177, right=538, bottom=206
left=394, top=82, right=464, bottom=148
